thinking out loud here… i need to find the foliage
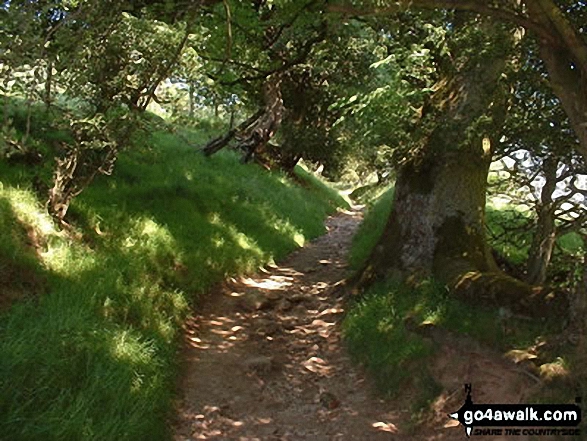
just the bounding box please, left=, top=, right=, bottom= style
left=1, top=1, right=199, bottom=222
left=329, top=11, right=447, bottom=177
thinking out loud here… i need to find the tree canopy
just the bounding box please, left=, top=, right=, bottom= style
left=1, top=0, right=585, bottom=307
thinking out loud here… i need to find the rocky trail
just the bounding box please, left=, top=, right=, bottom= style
left=173, top=209, right=540, bottom=441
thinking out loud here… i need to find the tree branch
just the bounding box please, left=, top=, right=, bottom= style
left=326, top=0, right=555, bottom=43
left=220, top=21, right=328, bottom=86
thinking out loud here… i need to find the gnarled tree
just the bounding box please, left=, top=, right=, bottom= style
left=358, top=16, right=567, bottom=316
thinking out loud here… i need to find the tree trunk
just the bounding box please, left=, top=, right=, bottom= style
left=47, top=146, right=116, bottom=224
left=361, top=135, right=510, bottom=287
left=44, top=59, right=53, bottom=109
left=188, top=81, right=195, bottom=119
left=525, top=157, right=558, bottom=285
left=239, top=73, right=285, bottom=162
left=360, top=21, right=567, bottom=317
left=229, top=107, right=236, bottom=129
left=202, top=75, right=284, bottom=160
left=570, top=247, right=587, bottom=332
left=201, top=109, right=264, bottom=156
left=532, top=38, right=587, bottom=163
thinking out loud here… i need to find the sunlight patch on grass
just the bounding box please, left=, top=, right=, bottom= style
left=110, top=329, right=154, bottom=365
left=0, top=187, right=98, bottom=277
left=270, top=216, right=306, bottom=247
left=43, top=244, right=96, bottom=275
left=227, top=223, right=263, bottom=253
left=1, top=187, right=57, bottom=237
left=343, top=277, right=555, bottom=406
left=293, top=232, right=305, bottom=247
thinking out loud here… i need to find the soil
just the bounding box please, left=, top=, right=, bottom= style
left=173, top=209, right=545, bottom=441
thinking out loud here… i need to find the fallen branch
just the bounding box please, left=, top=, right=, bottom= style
left=200, top=109, right=264, bottom=156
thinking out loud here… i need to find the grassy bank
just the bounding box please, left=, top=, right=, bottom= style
left=0, top=120, right=345, bottom=440
left=343, top=187, right=573, bottom=412
left=347, top=185, right=394, bottom=270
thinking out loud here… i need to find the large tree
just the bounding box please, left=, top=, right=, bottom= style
left=355, top=15, right=566, bottom=315
left=324, top=0, right=584, bottom=316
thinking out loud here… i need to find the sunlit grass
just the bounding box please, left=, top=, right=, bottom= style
left=0, top=116, right=346, bottom=440
left=343, top=276, right=557, bottom=416
left=343, top=280, right=441, bottom=407
left=348, top=185, right=394, bottom=269
left=294, top=164, right=352, bottom=210
left=1, top=186, right=58, bottom=237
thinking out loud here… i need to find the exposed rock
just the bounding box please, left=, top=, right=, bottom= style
left=236, top=290, right=274, bottom=312
left=244, top=356, right=274, bottom=374
left=254, top=318, right=281, bottom=336
left=276, top=299, right=293, bottom=312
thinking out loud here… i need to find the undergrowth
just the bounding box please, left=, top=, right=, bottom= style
left=0, top=115, right=345, bottom=440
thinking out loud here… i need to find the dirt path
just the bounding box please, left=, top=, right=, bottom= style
left=173, top=209, right=539, bottom=441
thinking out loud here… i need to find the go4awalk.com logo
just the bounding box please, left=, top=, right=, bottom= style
left=448, top=384, right=582, bottom=437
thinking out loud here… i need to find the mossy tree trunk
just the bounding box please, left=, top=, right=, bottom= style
left=360, top=21, right=567, bottom=317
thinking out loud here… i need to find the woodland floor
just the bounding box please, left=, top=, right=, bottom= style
left=173, top=209, right=543, bottom=441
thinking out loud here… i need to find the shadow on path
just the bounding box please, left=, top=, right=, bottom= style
left=173, top=209, right=541, bottom=441
left=173, top=209, right=406, bottom=440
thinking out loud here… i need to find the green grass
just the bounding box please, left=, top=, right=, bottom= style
left=294, top=165, right=352, bottom=211
left=343, top=280, right=438, bottom=397
left=0, top=120, right=345, bottom=441
left=343, top=277, right=551, bottom=391
left=348, top=185, right=394, bottom=269
left=342, top=275, right=563, bottom=425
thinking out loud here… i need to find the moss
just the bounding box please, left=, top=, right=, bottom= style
left=433, top=214, right=495, bottom=282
